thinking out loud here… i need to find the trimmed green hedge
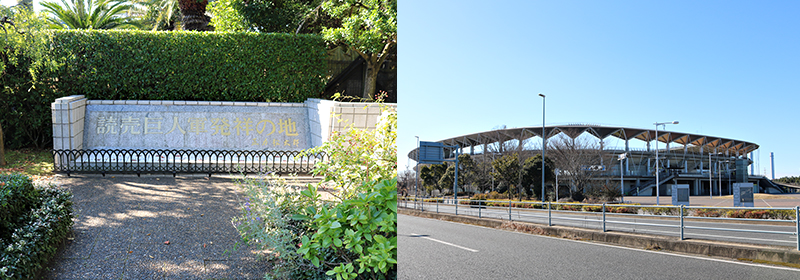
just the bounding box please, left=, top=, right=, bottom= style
left=45, top=30, right=326, bottom=102
left=0, top=174, right=73, bottom=279
left=1, top=30, right=326, bottom=149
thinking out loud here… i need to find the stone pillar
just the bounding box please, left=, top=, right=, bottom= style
left=52, top=95, right=87, bottom=151
left=52, top=95, right=87, bottom=167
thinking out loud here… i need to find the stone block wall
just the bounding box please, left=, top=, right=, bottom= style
left=52, top=97, right=395, bottom=151
left=51, top=95, right=87, bottom=150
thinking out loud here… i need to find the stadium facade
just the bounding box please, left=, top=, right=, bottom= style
left=409, top=124, right=793, bottom=196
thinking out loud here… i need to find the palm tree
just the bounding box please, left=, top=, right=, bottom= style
left=41, top=0, right=140, bottom=29
left=177, top=0, right=210, bottom=31
left=139, top=0, right=180, bottom=30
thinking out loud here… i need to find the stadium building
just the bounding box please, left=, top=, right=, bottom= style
left=409, top=124, right=795, bottom=196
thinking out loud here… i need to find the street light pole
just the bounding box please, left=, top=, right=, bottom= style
left=654, top=121, right=678, bottom=206
left=709, top=152, right=713, bottom=198
left=539, top=93, right=546, bottom=202
left=415, top=136, right=419, bottom=209
left=619, top=153, right=627, bottom=203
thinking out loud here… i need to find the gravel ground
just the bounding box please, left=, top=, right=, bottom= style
left=40, top=174, right=274, bottom=280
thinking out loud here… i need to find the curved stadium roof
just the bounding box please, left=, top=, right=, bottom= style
left=409, top=123, right=759, bottom=160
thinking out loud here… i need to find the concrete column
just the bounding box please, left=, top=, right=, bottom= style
left=52, top=95, right=87, bottom=167
left=51, top=95, right=87, bottom=151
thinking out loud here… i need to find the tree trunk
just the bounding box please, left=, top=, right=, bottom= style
left=0, top=123, right=6, bottom=166
left=179, top=0, right=211, bottom=31
left=362, top=60, right=379, bottom=100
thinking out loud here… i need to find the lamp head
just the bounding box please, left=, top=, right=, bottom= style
left=538, top=93, right=545, bottom=98
left=672, top=121, right=679, bottom=124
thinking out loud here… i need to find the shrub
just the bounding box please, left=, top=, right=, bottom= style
left=43, top=30, right=326, bottom=103
left=0, top=174, right=40, bottom=241
left=641, top=206, right=680, bottom=216
left=297, top=179, right=397, bottom=280
left=2, top=27, right=327, bottom=149
left=486, top=191, right=505, bottom=200
left=238, top=104, right=396, bottom=279
left=231, top=176, right=327, bottom=279
left=0, top=176, right=73, bottom=279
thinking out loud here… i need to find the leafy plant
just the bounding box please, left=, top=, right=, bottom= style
left=302, top=103, right=396, bottom=200
left=0, top=175, right=73, bottom=279
left=232, top=175, right=329, bottom=279
left=297, top=178, right=397, bottom=280
left=41, top=0, right=141, bottom=29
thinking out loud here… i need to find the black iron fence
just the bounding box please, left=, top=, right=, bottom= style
left=52, top=149, right=326, bottom=176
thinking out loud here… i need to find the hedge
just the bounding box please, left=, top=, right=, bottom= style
left=1, top=30, right=326, bottom=149
left=44, top=30, right=326, bottom=102
left=0, top=174, right=73, bottom=279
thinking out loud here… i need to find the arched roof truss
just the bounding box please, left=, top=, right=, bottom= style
left=410, top=124, right=759, bottom=160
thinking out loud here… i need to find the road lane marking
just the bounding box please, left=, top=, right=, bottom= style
left=761, top=199, right=772, bottom=207
left=409, top=233, right=479, bottom=252
left=402, top=215, right=800, bottom=272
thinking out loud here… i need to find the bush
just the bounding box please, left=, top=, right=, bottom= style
left=44, top=30, right=326, bottom=103
left=0, top=174, right=40, bottom=241
left=232, top=175, right=329, bottom=279
left=2, top=27, right=327, bottom=149
left=0, top=176, right=73, bottom=279
left=238, top=104, right=396, bottom=279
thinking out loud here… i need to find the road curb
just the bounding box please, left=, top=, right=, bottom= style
left=399, top=208, right=800, bottom=266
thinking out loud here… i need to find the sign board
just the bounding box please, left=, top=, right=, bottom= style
left=671, top=184, right=690, bottom=206
left=733, top=183, right=754, bottom=207
left=418, top=141, right=445, bottom=164
left=84, top=104, right=310, bottom=151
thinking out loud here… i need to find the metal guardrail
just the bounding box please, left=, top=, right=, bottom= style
left=52, top=149, right=326, bottom=176
left=399, top=198, right=800, bottom=250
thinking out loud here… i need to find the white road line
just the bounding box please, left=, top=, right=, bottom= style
left=409, top=233, right=479, bottom=252
left=402, top=214, right=800, bottom=272
left=761, top=199, right=772, bottom=207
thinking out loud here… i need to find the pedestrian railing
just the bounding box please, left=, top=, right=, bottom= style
left=399, top=198, right=800, bottom=250
left=52, top=149, right=326, bottom=176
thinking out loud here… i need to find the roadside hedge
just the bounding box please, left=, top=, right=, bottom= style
left=1, top=30, right=326, bottom=149
left=44, top=30, right=326, bottom=102
left=0, top=174, right=73, bottom=279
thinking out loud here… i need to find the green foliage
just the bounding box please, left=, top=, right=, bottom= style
left=0, top=176, right=73, bottom=279
left=0, top=174, right=39, bottom=241
left=419, top=163, right=446, bottom=193
left=232, top=175, right=329, bottom=279
left=693, top=208, right=794, bottom=220
left=521, top=154, right=555, bottom=199
left=41, top=0, right=141, bottom=29
left=44, top=29, right=326, bottom=102
left=238, top=105, right=396, bottom=279
left=321, top=0, right=396, bottom=98
left=1, top=7, right=59, bottom=149
left=298, top=178, right=397, bottom=280
left=297, top=104, right=396, bottom=279
left=321, top=0, right=395, bottom=57
left=210, top=0, right=320, bottom=33
left=775, top=176, right=800, bottom=185
left=2, top=26, right=326, bottom=149
left=303, top=104, right=396, bottom=199
left=491, top=153, right=521, bottom=197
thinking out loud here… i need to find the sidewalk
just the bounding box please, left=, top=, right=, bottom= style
left=41, top=174, right=270, bottom=279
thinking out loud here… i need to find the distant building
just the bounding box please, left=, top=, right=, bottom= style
left=409, top=124, right=794, bottom=196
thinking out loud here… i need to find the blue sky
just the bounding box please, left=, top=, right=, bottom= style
left=398, top=0, right=800, bottom=178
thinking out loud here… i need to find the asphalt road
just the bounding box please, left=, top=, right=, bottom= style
left=403, top=201, right=798, bottom=248
left=398, top=214, right=800, bottom=280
